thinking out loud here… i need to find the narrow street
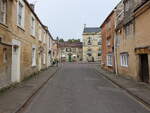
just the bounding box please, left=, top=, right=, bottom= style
left=21, top=63, right=149, bottom=113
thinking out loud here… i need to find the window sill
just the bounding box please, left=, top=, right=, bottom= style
left=121, top=65, right=128, bottom=68
left=32, top=65, right=37, bottom=67
left=0, top=23, right=8, bottom=28
left=107, top=64, right=113, bottom=67
left=17, top=25, right=25, bottom=32
left=31, top=35, right=36, bottom=39
left=39, top=40, right=42, bottom=42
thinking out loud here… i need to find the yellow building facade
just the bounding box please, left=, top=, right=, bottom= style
left=0, top=0, right=53, bottom=88
left=114, top=0, right=150, bottom=83
left=82, top=26, right=102, bottom=62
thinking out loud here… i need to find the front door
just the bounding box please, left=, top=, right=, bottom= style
left=11, top=40, right=21, bottom=83
left=140, top=54, right=149, bottom=83
left=68, top=54, right=72, bottom=62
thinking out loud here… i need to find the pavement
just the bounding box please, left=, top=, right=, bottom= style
left=16, top=63, right=150, bottom=113
left=0, top=66, right=59, bottom=113
left=94, top=63, right=150, bottom=108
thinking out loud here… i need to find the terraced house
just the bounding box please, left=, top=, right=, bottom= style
left=113, top=0, right=150, bottom=82
left=0, top=0, right=53, bottom=88
left=52, top=39, right=59, bottom=62
left=101, top=11, right=115, bottom=72
left=102, top=0, right=150, bottom=83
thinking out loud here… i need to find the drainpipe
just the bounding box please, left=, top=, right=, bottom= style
left=114, top=8, right=118, bottom=76
left=114, top=32, right=118, bottom=76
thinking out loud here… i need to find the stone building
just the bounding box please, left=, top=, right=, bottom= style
left=52, top=39, right=59, bottom=62
left=59, top=42, right=83, bottom=62
left=134, top=0, right=150, bottom=83
left=114, top=0, right=125, bottom=75
left=0, top=0, right=53, bottom=88
left=101, top=11, right=116, bottom=72
left=114, top=0, right=150, bottom=83
left=82, top=26, right=102, bottom=62
left=44, top=26, right=54, bottom=67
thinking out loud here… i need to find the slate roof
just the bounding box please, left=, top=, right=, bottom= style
left=83, top=27, right=100, bottom=33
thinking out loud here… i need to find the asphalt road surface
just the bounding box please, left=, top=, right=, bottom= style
left=22, top=63, right=150, bottom=113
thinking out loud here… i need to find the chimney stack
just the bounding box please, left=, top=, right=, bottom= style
left=84, top=24, right=86, bottom=28
left=30, top=4, right=35, bottom=11
left=44, top=26, right=48, bottom=31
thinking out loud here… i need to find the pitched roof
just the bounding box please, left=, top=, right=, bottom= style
left=24, top=0, right=54, bottom=40
left=83, top=27, right=100, bottom=33
left=58, top=42, right=83, bottom=48
left=100, top=10, right=115, bottom=28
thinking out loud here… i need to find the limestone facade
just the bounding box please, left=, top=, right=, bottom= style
left=0, top=0, right=53, bottom=88
left=59, top=42, right=83, bottom=62
left=103, top=0, right=150, bottom=83
left=82, top=26, right=102, bottom=62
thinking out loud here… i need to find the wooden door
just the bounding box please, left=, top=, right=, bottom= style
left=140, top=54, right=149, bottom=83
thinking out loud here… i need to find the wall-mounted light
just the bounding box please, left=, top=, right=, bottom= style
left=13, top=45, right=19, bottom=52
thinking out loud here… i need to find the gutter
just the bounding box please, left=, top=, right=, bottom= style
left=0, top=41, right=12, bottom=47
left=134, top=0, right=150, bottom=12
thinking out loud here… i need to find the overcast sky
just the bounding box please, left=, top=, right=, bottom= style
left=28, top=0, right=121, bottom=40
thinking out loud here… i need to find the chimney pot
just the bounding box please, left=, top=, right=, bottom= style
left=30, top=4, right=35, bottom=11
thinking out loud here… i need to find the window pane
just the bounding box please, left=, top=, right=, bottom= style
left=0, top=0, right=6, bottom=23
left=18, top=2, right=23, bottom=26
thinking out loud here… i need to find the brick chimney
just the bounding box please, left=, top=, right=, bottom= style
left=44, top=26, right=48, bottom=30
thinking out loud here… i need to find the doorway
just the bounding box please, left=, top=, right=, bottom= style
left=68, top=54, right=72, bottom=62
left=11, top=40, right=21, bottom=82
left=140, top=54, right=149, bottom=83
